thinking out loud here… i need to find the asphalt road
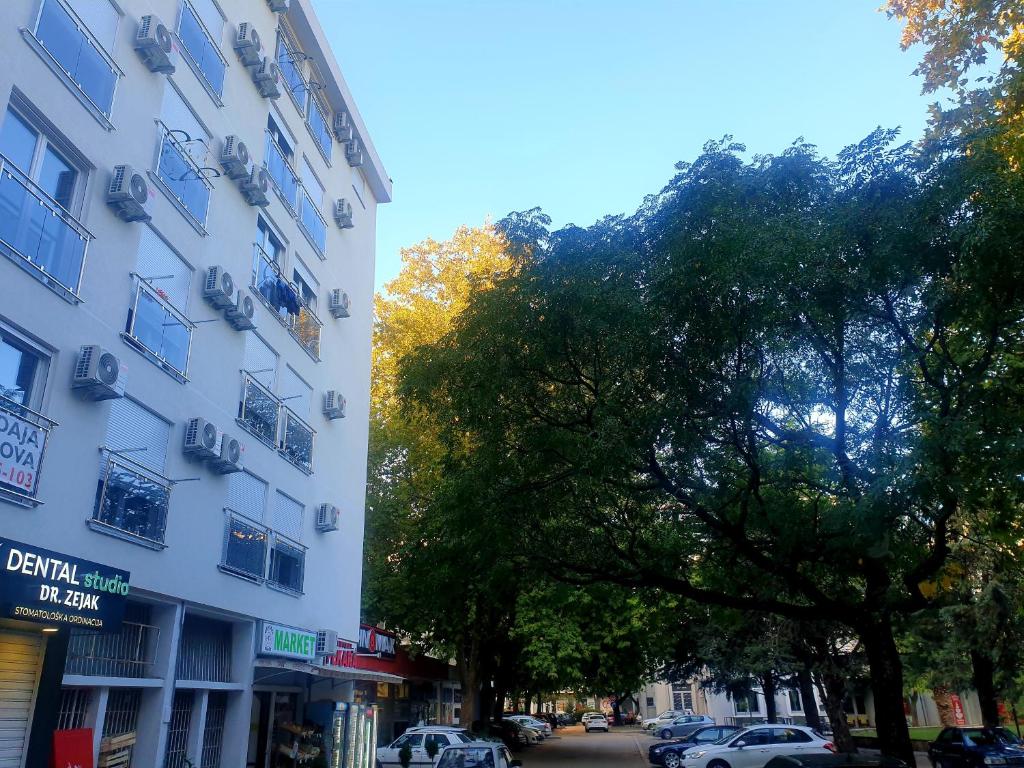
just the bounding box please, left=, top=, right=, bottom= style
left=518, top=724, right=651, bottom=767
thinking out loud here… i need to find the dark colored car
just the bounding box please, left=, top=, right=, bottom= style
left=649, top=725, right=743, bottom=768
left=928, top=727, right=1024, bottom=768
left=766, top=755, right=909, bottom=768
left=487, top=720, right=529, bottom=749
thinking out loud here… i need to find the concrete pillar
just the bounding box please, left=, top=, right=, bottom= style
left=186, top=690, right=209, bottom=766
left=222, top=619, right=256, bottom=768
left=86, top=686, right=109, bottom=765
left=135, top=601, right=183, bottom=766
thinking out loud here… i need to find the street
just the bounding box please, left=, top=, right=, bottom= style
left=519, top=725, right=649, bottom=767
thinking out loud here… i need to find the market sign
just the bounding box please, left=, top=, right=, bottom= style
left=0, top=404, right=49, bottom=500
left=259, top=622, right=317, bottom=660
left=0, top=537, right=129, bottom=631
left=358, top=624, right=396, bottom=661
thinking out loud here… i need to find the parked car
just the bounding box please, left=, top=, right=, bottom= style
left=657, top=714, right=717, bottom=740
left=486, top=721, right=528, bottom=750
left=436, top=741, right=523, bottom=768
left=765, top=756, right=908, bottom=768
left=649, top=725, right=743, bottom=768
left=679, top=724, right=835, bottom=768
left=556, top=712, right=576, bottom=726
left=927, top=727, right=1024, bottom=768
left=582, top=712, right=610, bottom=732
left=506, top=715, right=551, bottom=738
left=644, top=710, right=688, bottom=731
left=500, top=719, right=540, bottom=746
left=377, top=728, right=472, bottom=767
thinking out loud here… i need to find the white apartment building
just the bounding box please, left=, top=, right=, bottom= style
left=640, top=679, right=827, bottom=728
left=0, top=0, right=390, bottom=766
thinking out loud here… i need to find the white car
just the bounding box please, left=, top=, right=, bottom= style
left=680, top=724, right=835, bottom=768
left=581, top=712, right=609, bottom=732
left=376, top=728, right=472, bottom=767
left=436, top=741, right=522, bottom=768
left=643, top=710, right=688, bottom=730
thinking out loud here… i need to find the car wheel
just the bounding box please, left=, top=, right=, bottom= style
left=661, top=729, right=673, bottom=740
left=664, top=753, right=682, bottom=768
left=707, top=759, right=731, bottom=768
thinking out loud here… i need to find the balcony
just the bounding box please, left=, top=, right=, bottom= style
left=279, top=407, right=314, bottom=474
left=251, top=243, right=322, bottom=360
left=176, top=0, right=226, bottom=100
left=0, top=395, right=55, bottom=506
left=0, top=154, right=92, bottom=300
left=91, top=456, right=172, bottom=549
left=65, top=618, right=159, bottom=678
left=238, top=373, right=280, bottom=449
left=277, top=37, right=307, bottom=114
left=268, top=533, right=305, bottom=595
left=299, top=188, right=327, bottom=258
left=123, top=277, right=193, bottom=381
left=220, top=509, right=268, bottom=582
left=155, top=124, right=213, bottom=228
left=264, top=135, right=298, bottom=212
left=306, top=97, right=332, bottom=163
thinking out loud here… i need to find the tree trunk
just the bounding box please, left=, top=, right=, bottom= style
left=479, top=678, right=495, bottom=729
left=971, top=649, right=1001, bottom=727
left=933, top=686, right=954, bottom=726
left=456, top=643, right=480, bottom=729
left=761, top=671, right=778, bottom=724
left=797, top=667, right=823, bottom=731
left=818, top=671, right=855, bottom=753
left=492, top=684, right=507, bottom=721
left=860, top=614, right=914, bottom=766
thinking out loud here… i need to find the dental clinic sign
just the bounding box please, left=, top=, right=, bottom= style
left=0, top=538, right=130, bottom=630
left=0, top=405, right=48, bottom=499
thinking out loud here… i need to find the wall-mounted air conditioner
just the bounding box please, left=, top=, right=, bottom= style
left=268, top=0, right=290, bottom=13
left=333, top=198, right=354, bottom=229
left=252, top=57, right=282, bottom=100
left=316, top=505, right=340, bottom=533
left=219, top=136, right=251, bottom=180
left=345, top=138, right=364, bottom=168
left=240, top=166, right=270, bottom=207
left=107, top=165, right=151, bottom=223
left=210, top=432, right=243, bottom=473
left=316, top=628, right=339, bottom=654
left=234, top=23, right=262, bottom=67
left=332, top=111, right=353, bottom=144
left=135, top=15, right=176, bottom=74
left=225, top=291, right=257, bottom=331
left=323, top=391, right=346, bottom=420
left=72, top=346, right=124, bottom=401
left=203, top=266, right=235, bottom=309
left=328, top=289, right=350, bottom=319
left=183, top=417, right=219, bottom=459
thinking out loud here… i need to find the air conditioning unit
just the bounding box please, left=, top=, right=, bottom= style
left=333, top=198, right=354, bottom=229
left=72, top=345, right=124, bottom=401
left=183, top=417, right=219, bottom=459
left=328, top=289, right=350, bottom=319
left=203, top=266, right=235, bottom=309
left=240, top=166, right=270, bottom=207
left=332, top=111, right=353, bottom=144
left=135, top=15, right=176, bottom=74
left=323, top=390, right=346, bottom=420
left=268, top=0, right=290, bottom=13
left=316, top=505, right=340, bottom=533
left=252, top=57, right=282, bottom=100
left=233, top=23, right=262, bottom=67
left=210, top=432, right=243, bottom=473
left=219, top=136, right=251, bottom=180
left=107, top=165, right=151, bottom=223
left=315, top=628, right=339, bottom=655
left=345, top=139, right=364, bottom=168
left=225, top=291, right=257, bottom=331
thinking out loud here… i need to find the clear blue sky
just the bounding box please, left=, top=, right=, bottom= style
left=311, top=0, right=937, bottom=292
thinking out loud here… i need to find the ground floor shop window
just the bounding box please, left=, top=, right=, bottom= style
left=201, top=692, right=228, bottom=768
left=57, top=687, right=91, bottom=730
left=165, top=690, right=194, bottom=768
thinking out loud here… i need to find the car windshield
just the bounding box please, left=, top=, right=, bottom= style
left=718, top=730, right=745, bottom=745
left=964, top=729, right=1020, bottom=747
left=437, top=748, right=495, bottom=768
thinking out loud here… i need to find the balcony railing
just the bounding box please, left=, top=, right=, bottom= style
left=279, top=407, right=314, bottom=473
left=123, top=277, right=194, bottom=379
left=156, top=123, right=213, bottom=227
left=306, top=96, right=332, bottom=162
left=238, top=373, right=280, bottom=448
left=65, top=620, right=159, bottom=677
left=269, top=532, right=305, bottom=594
left=263, top=134, right=298, bottom=212
left=176, top=0, right=226, bottom=98
left=277, top=36, right=307, bottom=113
left=220, top=509, right=268, bottom=582
left=251, top=243, right=322, bottom=359
left=0, top=154, right=92, bottom=299
left=299, top=188, right=327, bottom=257
left=92, top=456, right=172, bottom=547
left=0, top=395, right=55, bottom=504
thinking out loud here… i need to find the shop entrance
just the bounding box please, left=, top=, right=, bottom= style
left=0, top=628, right=44, bottom=768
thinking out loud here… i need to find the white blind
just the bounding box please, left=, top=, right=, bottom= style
left=135, top=227, right=192, bottom=310
left=280, top=366, right=311, bottom=418
left=104, top=398, right=170, bottom=473
left=243, top=334, right=277, bottom=389
left=226, top=470, right=267, bottom=521
left=67, top=0, right=119, bottom=49
left=301, top=158, right=323, bottom=205
left=187, top=0, right=224, bottom=37
left=270, top=491, right=303, bottom=540
left=160, top=85, right=210, bottom=163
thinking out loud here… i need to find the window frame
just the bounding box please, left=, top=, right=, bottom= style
left=267, top=530, right=306, bottom=595
left=238, top=371, right=282, bottom=449
left=276, top=29, right=307, bottom=115
left=91, top=454, right=173, bottom=549
left=305, top=89, right=332, bottom=164
left=0, top=324, right=51, bottom=412
left=122, top=275, right=196, bottom=381
left=220, top=508, right=270, bottom=582
left=152, top=120, right=214, bottom=231
left=278, top=405, right=314, bottom=474
left=264, top=131, right=299, bottom=214
left=174, top=0, right=228, bottom=104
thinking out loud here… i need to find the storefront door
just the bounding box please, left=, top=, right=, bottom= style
left=0, top=629, right=44, bottom=768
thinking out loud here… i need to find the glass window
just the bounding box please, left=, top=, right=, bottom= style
left=771, top=728, right=812, bottom=744
left=34, top=0, right=118, bottom=116
left=38, top=146, right=77, bottom=210
left=788, top=689, right=803, bottom=712
left=269, top=536, right=304, bottom=593
left=177, top=1, right=226, bottom=97
left=280, top=409, right=313, bottom=471
left=392, top=734, right=423, bottom=749
left=264, top=132, right=298, bottom=211
left=157, top=129, right=212, bottom=225
left=299, top=187, right=327, bottom=256
left=125, top=280, right=192, bottom=376
left=222, top=512, right=268, bottom=579
left=306, top=95, right=332, bottom=161
left=0, top=111, right=39, bottom=173
left=276, top=34, right=306, bottom=106
left=94, top=458, right=171, bottom=542
left=239, top=376, right=279, bottom=446
left=739, top=729, right=771, bottom=746
left=0, top=331, right=45, bottom=407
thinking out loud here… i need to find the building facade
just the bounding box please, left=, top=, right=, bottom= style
left=0, top=0, right=390, bottom=765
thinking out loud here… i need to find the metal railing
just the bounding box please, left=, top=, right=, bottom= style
left=220, top=508, right=269, bottom=582
left=0, top=154, right=92, bottom=298
left=288, top=301, right=322, bottom=359
left=124, top=276, right=194, bottom=378
left=176, top=615, right=232, bottom=683
left=269, top=532, right=306, bottom=594
left=238, top=372, right=281, bottom=448
left=279, top=406, right=315, bottom=473
left=65, top=621, right=159, bottom=677
left=93, top=455, right=172, bottom=546
left=299, top=187, right=327, bottom=257
left=156, top=122, right=213, bottom=226
left=263, top=134, right=298, bottom=211
left=306, top=95, right=332, bottom=162
left=251, top=242, right=322, bottom=358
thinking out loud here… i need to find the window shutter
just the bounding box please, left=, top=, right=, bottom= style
left=243, top=334, right=277, bottom=390
left=67, top=0, right=119, bottom=49
left=280, top=366, right=311, bottom=418
left=226, top=471, right=267, bottom=521
left=104, top=398, right=170, bottom=474
left=135, top=228, right=192, bottom=310
left=270, top=491, right=303, bottom=540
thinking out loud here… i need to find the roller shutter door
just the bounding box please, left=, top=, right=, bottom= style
left=0, top=630, right=43, bottom=768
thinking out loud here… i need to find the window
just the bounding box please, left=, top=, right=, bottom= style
left=269, top=533, right=305, bottom=594
left=288, top=261, right=321, bottom=359
left=264, top=117, right=298, bottom=212
left=176, top=0, right=226, bottom=98
left=392, top=734, right=423, bottom=750
left=156, top=88, right=214, bottom=227
left=280, top=407, right=314, bottom=472
left=306, top=92, right=332, bottom=162
left=646, top=697, right=655, bottom=708
left=733, top=692, right=760, bottom=714
left=222, top=472, right=269, bottom=580
left=0, top=107, right=91, bottom=298
left=771, top=728, right=812, bottom=744
left=92, top=399, right=172, bottom=547
left=276, top=32, right=306, bottom=110
left=788, top=689, right=803, bottom=712
left=299, top=159, right=327, bottom=257
left=280, top=367, right=312, bottom=420
left=31, top=0, right=119, bottom=117
left=270, top=490, right=303, bottom=540
left=0, top=329, right=47, bottom=409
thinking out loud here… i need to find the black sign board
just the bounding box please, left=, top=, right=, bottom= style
left=0, top=537, right=130, bottom=631
left=358, top=624, right=397, bottom=660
